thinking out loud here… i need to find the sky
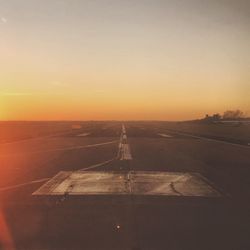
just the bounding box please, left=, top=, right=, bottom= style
left=0, top=0, right=249, bottom=120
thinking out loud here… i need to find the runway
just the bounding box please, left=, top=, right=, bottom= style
left=0, top=121, right=250, bottom=250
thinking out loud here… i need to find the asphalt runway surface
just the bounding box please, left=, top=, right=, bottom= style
left=0, top=122, right=250, bottom=250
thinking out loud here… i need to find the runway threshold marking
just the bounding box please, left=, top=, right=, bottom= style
left=119, top=124, right=133, bottom=160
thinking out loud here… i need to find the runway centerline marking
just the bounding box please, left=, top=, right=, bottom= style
left=118, top=124, right=133, bottom=160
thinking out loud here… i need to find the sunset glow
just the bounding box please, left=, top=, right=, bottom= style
left=1, top=0, right=249, bottom=120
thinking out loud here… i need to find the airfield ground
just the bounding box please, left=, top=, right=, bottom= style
left=0, top=121, right=249, bottom=250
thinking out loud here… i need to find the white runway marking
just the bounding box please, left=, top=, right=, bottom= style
left=84, top=141, right=118, bottom=148
left=33, top=171, right=221, bottom=197
left=0, top=130, right=72, bottom=145
left=78, top=157, right=117, bottom=171
left=122, top=125, right=126, bottom=134
left=0, top=140, right=118, bottom=157
left=118, top=124, right=133, bottom=160
left=73, top=128, right=127, bottom=171
left=0, top=178, right=50, bottom=192
left=120, top=144, right=133, bottom=160
left=77, top=133, right=91, bottom=137
left=170, top=130, right=250, bottom=149
left=158, top=133, right=173, bottom=138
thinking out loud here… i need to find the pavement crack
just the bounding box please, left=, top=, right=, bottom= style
left=170, top=182, right=183, bottom=196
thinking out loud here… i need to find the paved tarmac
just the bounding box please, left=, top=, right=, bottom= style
left=0, top=122, right=250, bottom=250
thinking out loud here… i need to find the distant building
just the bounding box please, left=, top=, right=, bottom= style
left=203, top=113, right=221, bottom=123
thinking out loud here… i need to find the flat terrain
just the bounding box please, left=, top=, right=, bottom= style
left=0, top=121, right=250, bottom=250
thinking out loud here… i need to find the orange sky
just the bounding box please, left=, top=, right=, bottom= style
left=0, top=0, right=249, bottom=121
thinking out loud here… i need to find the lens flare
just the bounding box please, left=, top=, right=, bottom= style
left=0, top=210, right=15, bottom=250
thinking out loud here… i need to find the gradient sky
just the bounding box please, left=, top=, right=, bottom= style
left=0, top=0, right=249, bottom=120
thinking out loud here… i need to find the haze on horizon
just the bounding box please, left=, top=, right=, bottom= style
left=0, top=0, right=249, bottom=121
